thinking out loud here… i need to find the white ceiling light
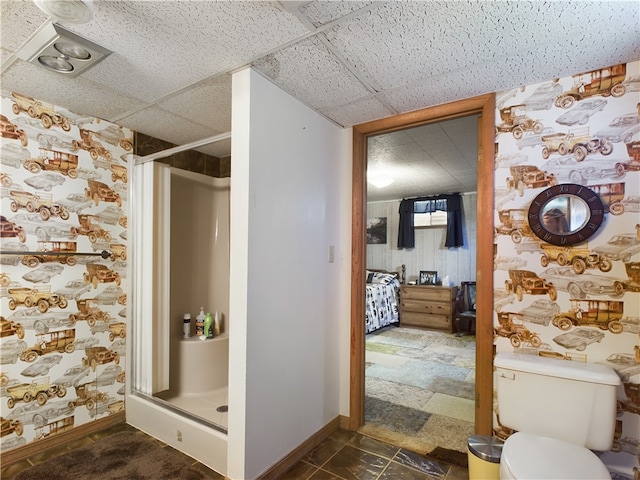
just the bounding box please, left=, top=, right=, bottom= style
left=367, top=173, right=394, bottom=189
left=33, top=0, right=94, bottom=24
left=15, top=22, right=111, bottom=77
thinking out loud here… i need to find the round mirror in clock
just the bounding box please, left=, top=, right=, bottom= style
left=528, top=184, right=604, bottom=246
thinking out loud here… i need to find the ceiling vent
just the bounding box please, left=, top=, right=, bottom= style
left=15, top=22, right=111, bottom=77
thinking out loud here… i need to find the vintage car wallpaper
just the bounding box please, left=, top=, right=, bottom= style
left=494, top=60, right=640, bottom=477
left=0, top=92, right=129, bottom=453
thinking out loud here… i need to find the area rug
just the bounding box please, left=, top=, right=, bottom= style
left=15, top=431, right=208, bottom=480
left=363, top=326, right=476, bottom=455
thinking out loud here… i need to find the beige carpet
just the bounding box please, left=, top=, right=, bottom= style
left=362, top=326, right=476, bottom=456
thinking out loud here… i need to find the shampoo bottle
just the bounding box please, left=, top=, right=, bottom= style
left=196, top=307, right=206, bottom=338
left=204, top=312, right=214, bottom=339
left=183, top=313, right=191, bottom=339
left=214, top=312, right=221, bottom=336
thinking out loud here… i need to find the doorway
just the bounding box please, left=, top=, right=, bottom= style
left=349, top=95, right=495, bottom=437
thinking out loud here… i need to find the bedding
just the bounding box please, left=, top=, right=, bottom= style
left=365, top=270, right=401, bottom=333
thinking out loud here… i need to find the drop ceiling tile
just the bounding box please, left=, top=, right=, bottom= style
left=299, top=1, right=378, bottom=27
left=318, top=95, right=394, bottom=127
left=67, top=1, right=311, bottom=102
left=157, top=75, right=232, bottom=134
left=252, top=35, right=371, bottom=112
left=1, top=60, right=146, bottom=122
left=119, top=106, right=217, bottom=151
left=0, top=1, right=48, bottom=52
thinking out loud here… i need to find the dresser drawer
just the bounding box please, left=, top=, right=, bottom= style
left=399, top=285, right=457, bottom=332
left=401, top=311, right=451, bottom=330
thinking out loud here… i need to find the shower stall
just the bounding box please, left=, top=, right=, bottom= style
left=126, top=158, right=230, bottom=475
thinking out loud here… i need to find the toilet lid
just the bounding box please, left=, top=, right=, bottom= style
left=501, top=432, right=611, bottom=480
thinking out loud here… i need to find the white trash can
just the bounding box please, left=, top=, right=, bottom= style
left=467, top=435, right=503, bottom=480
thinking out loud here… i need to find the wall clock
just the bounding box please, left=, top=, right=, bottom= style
left=528, top=183, right=605, bottom=246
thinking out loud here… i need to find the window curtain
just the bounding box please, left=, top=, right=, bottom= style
left=397, top=193, right=463, bottom=249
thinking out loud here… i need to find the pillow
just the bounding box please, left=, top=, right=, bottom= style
left=366, top=271, right=397, bottom=285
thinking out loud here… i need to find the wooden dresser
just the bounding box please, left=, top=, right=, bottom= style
left=400, top=285, right=458, bottom=333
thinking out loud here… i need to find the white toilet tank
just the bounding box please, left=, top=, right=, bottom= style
left=495, top=352, right=621, bottom=451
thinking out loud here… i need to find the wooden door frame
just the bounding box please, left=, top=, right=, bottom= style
left=349, top=94, right=495, bottom=435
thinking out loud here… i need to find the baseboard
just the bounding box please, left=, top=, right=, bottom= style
left=0, top=412, right=125, bottom=466
left=257, top=416, right=342, bottom=480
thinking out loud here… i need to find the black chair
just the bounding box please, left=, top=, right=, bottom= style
left=455, top=281, right=476, bottom=336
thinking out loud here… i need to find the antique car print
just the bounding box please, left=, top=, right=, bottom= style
left=494, top=256, right=527, bottom=271
left=522, top=82, right=563, bottom=110
left=554, top=64, right=627, bottom=108
left=10, top=212, right=76, bottom=241
left=57, top=193, right=92, bottom=214
left=70, top=381, right=108, bottom=411
left=5, top=377, right=67, bottom=409
left=108, top=322, right=126, bottom=341
left=19, top=354, right=62, bottom=377
left=554, top=99, right=607, bottom=126
left=515, top=127, right=556, bottom=150
left=587, top=182, right=625, bottom=215
left=1, top=144, right=30, bottom=168
left=6, top=308, right=74, bottom=334
left=614, top=141, right=640, bottom=175
left=594, top=233, right=640, bottom=263
left=0, top=115, right=28, bottom=146
left=95, top=285, right=124, bottom=305
left=34, top=416, right=74, bottom=440
left=544, top=156, right=623, bottom=185
left=541, top=127, right=613, bottom=161
left=23, top=148, right=79, bottom=178
left=495, top=209, right=532, bottom=244
left=539, top=266, right=626, bottom=298
left=495, top=152, right=528, bottom=169
left=596, top=353, right=640, bottom=382
left=73, top=129, right=112, bottom=160
left=94, top=206, right=126, bottom=226
left=24, top=172, right=66, bottom=191
left=12, top=116, right=76, bottom=151
left=8, top=285, right=67, bottom=312
left=9, top=190, right=70, bottom=221
left=69, top=299, right=111, bottom=326
left=625, top=262, right=640, bottom=292
left=539, top=244, right=612, bottom=274
left=96, top=365, right=124, bottom=386
left=506, top=165, right=556, bottom=196
left=505, top=269, right=557, bottom=301
left=552, top=299, right=624, bottom=333
left=82, top=346, right=119, bottom=371
left=595, top=113, right=640, bottom=144
left=84, top=263, right=121, bottom=289
left=1, top=216, right=26, bottom=243
left=53, top=365, right=90, bottom=388
left=494, top=312, right=542, bottom=348
left=0, top=318, right=25, bottom=339
left=55, top=279, right=91, bottom=301
left=90, top=125, right=133, bottom=151
left=518, top=299, right=561, bottom=326
left=19, top=330, right=76, bottom=363
left=4, top=400, right=74, bottom=427
left=622, top=74, right=640, bottom=92
left=1, top=339, right=27, bottom=364
left=1, top=417, right=23, bottom=437
left=496, top=104, right=544, bottom=139
left=71, top=214, right=112, bottom=243
left=21, top=241, right=77, bottom=268
left=85, top=179, right=122, bottom=207
left=553, top=328, right=605, bottom=351
left=10, top=92, right=71, bottom=131
left=21, top=264, right=65, bottom=284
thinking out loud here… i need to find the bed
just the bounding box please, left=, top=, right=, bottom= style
left=365, top=265, right=405, bottom=334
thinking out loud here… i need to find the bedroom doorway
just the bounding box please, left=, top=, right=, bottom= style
left=349, top=95, right=495, bottom=439
left=362, top=116, right=479, bottom=451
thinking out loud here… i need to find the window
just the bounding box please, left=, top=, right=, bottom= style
left=414, top=210, right=448, bottom=227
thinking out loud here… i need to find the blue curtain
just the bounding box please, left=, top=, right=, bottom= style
left=397, top=193, right=463, bottom=249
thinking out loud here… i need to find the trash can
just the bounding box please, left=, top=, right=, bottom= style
left=467, top=435, right=503, bottom=480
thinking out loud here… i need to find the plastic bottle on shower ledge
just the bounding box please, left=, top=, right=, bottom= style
left=204, top=312, right=214, bottom=339
left=196, top=307, right=206, bottom=338
left=183, top=313, right=191, bottom=339
left=214, top=312, right=221, bottom=337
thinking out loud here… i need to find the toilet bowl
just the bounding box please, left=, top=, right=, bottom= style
left=493, top=353, right=621, bottom=480
left=500, top=432, right=611, bottom=480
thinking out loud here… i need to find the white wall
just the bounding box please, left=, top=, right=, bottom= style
left=227, top=68, right=351, bottom=479
left=366, top=193, right=477, bottom=285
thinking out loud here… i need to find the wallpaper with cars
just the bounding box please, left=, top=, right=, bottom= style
left=0, top=92, right=129, bottom=453
left=493, top=60, right=640, bottom=476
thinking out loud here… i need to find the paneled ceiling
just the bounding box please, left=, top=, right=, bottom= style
left=1, top=1, right=638, bottom=200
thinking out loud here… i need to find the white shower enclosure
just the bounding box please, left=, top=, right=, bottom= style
left=126, top=161, right=230, bottom=474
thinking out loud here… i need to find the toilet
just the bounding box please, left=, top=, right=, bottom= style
left=494, top=352, right=621, bottom=480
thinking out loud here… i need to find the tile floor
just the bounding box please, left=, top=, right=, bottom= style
left=1, top=422, right=469, bottom=480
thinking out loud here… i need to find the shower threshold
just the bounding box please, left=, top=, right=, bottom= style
left=149, top=387, right=228, bottom=433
